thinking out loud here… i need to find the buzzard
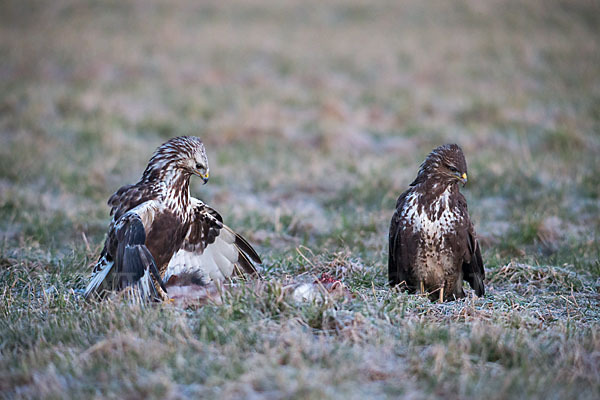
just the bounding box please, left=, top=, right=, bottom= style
left=388, top=144, right=485, bottom=302
left=84, top=136, right=261, bottom=301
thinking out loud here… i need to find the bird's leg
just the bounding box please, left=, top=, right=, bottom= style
left=159, top=286, right=170, bottom=302
left=419, top=280, right=425, bottom=295
left=439, top=286, right=444, bottom=303
left=154, top=279, right=170, bottom=302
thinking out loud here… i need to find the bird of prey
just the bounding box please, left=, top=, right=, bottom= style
left=84, top=136, right=261, bottom=301
left=388, top=144, right=485, bottom=302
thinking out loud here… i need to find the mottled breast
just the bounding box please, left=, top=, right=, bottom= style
left=404, top=188, right=463, bottom=274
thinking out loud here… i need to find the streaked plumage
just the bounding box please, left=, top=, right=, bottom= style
left=388, top=144, right=485, bottom=302
left=85, top=136, right=261, bottom=301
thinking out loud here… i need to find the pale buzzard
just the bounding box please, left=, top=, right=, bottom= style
left=85, top=136, right=261, bottom=301
left=388, top=144, right=485, bottom=302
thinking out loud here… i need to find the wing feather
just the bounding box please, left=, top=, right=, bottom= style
left=231, top=228, right=262, bottom=264
left=462, top=228, right=485, bottom=296
left=236, top=249, right=255, bottom=277
left=388, top=190, right=413, bottom=290
left=85, top=203, right=165, bottom=301
left=458, top=194, right=485, bottom=297
left=163, top=200, right=261, bottom=286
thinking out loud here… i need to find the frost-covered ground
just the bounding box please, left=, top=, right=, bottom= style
left=1, top=1, right=599, bottom=398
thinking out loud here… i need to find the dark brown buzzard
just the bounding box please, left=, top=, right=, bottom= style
left=85, top=136, right=261, bottom=301
left=388, top=144, right=485, bottom=302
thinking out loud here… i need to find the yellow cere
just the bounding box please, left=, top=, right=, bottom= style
left=462, top=173, right=467, bottom=180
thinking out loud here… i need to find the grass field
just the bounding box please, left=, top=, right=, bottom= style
left=1, top=0, right=599, bottom=398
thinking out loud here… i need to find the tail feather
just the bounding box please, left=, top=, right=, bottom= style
left=86, top=214, right=166, bottom=302
left=112, top=214, right=166, bottom=301
left=115, top=244, right=165, bottom=301
left=85, top=257, right=163, bottom=302
left=84, top=259, right=114, bottom=300
left=122, top=268, right=161, bottom=303
left=134, top=245, right=167, bottom=293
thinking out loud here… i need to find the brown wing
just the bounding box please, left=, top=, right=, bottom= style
left=85, top=202, right=166, bottom=301
left=162, top=200, right=261, bottom=286
left=457, top=194, right=485, bottom=296
left=388, top=190, right=419, bottom=291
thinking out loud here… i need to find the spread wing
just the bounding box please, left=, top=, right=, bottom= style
left=84, top=201, right=166, bottom=301
left=458, top=195, right=485, bottom=296
left=163, top=199, right=261, bottom=286
left=388, top=190, right=418, bottom=291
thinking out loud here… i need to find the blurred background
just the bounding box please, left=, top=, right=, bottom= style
left=1, top=0, right=599, bottom=273
left=1, top=0, right=599, bottom=259
left=1, top=1, right=599, bottom=398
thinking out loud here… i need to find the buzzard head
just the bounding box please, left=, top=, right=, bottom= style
left=410, top=144, right=468, bottom=187
left=143, top=136, right=210, bottom=184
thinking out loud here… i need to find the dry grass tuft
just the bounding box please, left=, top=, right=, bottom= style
left=489, top=262, right=587, bottom=292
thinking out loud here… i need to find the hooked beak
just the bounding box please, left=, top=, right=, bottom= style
left=196, top=170, right=209, bottom=184
left=454, top=171, right=467, bottom=186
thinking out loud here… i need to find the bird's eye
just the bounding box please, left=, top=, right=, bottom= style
left=195, top=163, right=203, bottom=170
left=448, top=166, right=458, bottom=173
